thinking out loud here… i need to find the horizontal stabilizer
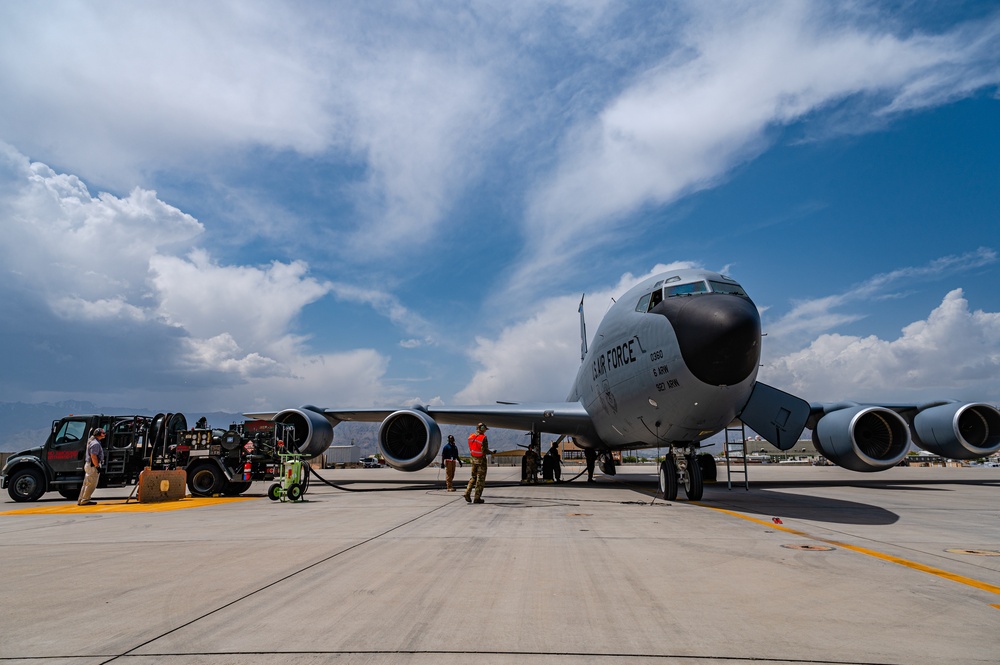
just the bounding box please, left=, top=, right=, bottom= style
left=739, top=382, right=810, bottom=451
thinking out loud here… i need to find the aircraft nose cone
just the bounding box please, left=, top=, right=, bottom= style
left=655, top=294, right=761, bottom=386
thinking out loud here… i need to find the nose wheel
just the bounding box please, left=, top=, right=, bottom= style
left=659, top=456, right=678, bottom=500
left=659, top=453, right=703, bottom=501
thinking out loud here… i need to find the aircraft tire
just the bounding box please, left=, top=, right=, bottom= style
left=683, top=454, right=703, bottom=501
left=659, top=457, right=678, bottom=501
left=698, top=453, right=717, bottom=483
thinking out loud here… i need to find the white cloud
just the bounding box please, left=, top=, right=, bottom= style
left=510, top=4, right=1000, bottom=295
left=762, top=289, right=1000, bottom=403
left=51, top=296, right=148, bottom=322
left=0, top=3, right=503, bottom=259
left=150, top=250, right=330, bottom=353
left=0, top=4, right=334, bottom=182
left=0, top=142, right=203, bottom=304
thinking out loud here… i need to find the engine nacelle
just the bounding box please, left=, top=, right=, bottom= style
left=914, top=402, right=1000, bottom=459
left=378, top=409, right=441, bottom=472
left=813, top=406, right=911, bottom=472
left=274, top=406, right=334, bottom=457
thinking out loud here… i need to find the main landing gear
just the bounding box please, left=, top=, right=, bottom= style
left=658, top=449, right=705, bottom=501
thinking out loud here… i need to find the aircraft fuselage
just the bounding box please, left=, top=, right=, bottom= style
left=568, top=269, right=761, bottom=450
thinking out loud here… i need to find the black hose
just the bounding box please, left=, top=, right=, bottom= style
left=307, top=462, right=590, bottom=493
left=306, top=465, right=444, bottom=492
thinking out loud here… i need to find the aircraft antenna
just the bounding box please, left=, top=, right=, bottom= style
left=578, top=294, right=588, bottom=363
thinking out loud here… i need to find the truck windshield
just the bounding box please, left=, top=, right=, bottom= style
left=55, top=420, right=86, bottom=444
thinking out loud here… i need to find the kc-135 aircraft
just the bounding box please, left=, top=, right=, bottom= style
left=250, top=268, right=1000, bottom=500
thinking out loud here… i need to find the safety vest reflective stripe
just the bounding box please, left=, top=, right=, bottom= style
left=468, top=433, right=485, bottom=457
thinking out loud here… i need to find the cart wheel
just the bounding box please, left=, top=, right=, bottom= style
left=288, top=483, right=303, bottom=502
left=267, top=483, right=281, bottom=501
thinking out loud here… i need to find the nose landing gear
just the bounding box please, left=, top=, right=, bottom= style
left=659, top=448, right=704, bottom=501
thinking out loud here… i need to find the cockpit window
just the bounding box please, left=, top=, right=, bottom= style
left=664, top=281, right=709, bottom=298
left=708, top=280, right=747, bottom=297
left=641, top=277, right=750, bottom=312
left=635, top=293, right=651, bottom=312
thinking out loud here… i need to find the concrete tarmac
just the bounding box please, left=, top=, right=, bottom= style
left=2, top=464, right=1000, bottom=664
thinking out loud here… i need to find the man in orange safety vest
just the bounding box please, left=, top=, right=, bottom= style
left=464, top=422, right=494, bottom=504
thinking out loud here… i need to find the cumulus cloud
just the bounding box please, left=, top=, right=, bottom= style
left=762, top=289, right=1000, bottom=403
left=0, top=142, right=203, bottom=305
left=510, top=4, right=1000, bottom=295
left=150, top=250, right=330, bottom=353
left=0, top=145, right=393, bottom=410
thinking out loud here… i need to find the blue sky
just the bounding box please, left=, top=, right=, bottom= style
left=0, top=1, right=997, bottom=414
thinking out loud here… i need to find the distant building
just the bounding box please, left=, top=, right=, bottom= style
left=325, top=445, right=361, bottom=467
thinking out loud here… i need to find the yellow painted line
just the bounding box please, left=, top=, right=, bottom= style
left=1, top=496, right=257, bottom=515
left=697, top=503, right=1000, bottom=597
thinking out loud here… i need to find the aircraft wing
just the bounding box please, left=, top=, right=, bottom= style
left=739, top=383, right=1000, bottom=471
left=325, top=402, right=599, bottom=440
left=244, top=401, right=602, bottom=466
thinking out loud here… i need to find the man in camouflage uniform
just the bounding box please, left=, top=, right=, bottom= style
left=464, top=423, right=494, bottom=504
left=524, top=443, right=540, bottom=483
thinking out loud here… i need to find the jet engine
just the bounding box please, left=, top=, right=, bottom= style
left=913, top=402, right=1000, bottom=459
left=812, top=406, right=910, bottom=472
left=378, top=409, right=442, bottom=472
left=273, top=406, right=334, bottom=457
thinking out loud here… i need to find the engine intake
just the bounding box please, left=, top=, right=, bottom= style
left=813, top=406, right=910, bottom=472
left=378, top=409, right=441, bottom=472
left=914, top=402, right=1000, bottom=459
left=274, top=406, right=334, bottom=457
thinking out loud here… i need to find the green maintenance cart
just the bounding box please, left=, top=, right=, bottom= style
left=267, top=451, right=310, bottom=502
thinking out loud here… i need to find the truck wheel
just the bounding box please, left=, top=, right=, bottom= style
left=8, top=467, right=46, bottom=502
left=267, top=483, right=281, bottom=501
left=222, top=481, right=252, bottom=496
left=288, top=483, right=303, bottom=502
left=187, top=465, right=223, bottom=497
left=58, top=486, right=82, bottom=501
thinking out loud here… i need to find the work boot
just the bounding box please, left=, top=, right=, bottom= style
left=473, top=498, right=485, bottom=504
left=463, top=492, right=471, bottom=503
